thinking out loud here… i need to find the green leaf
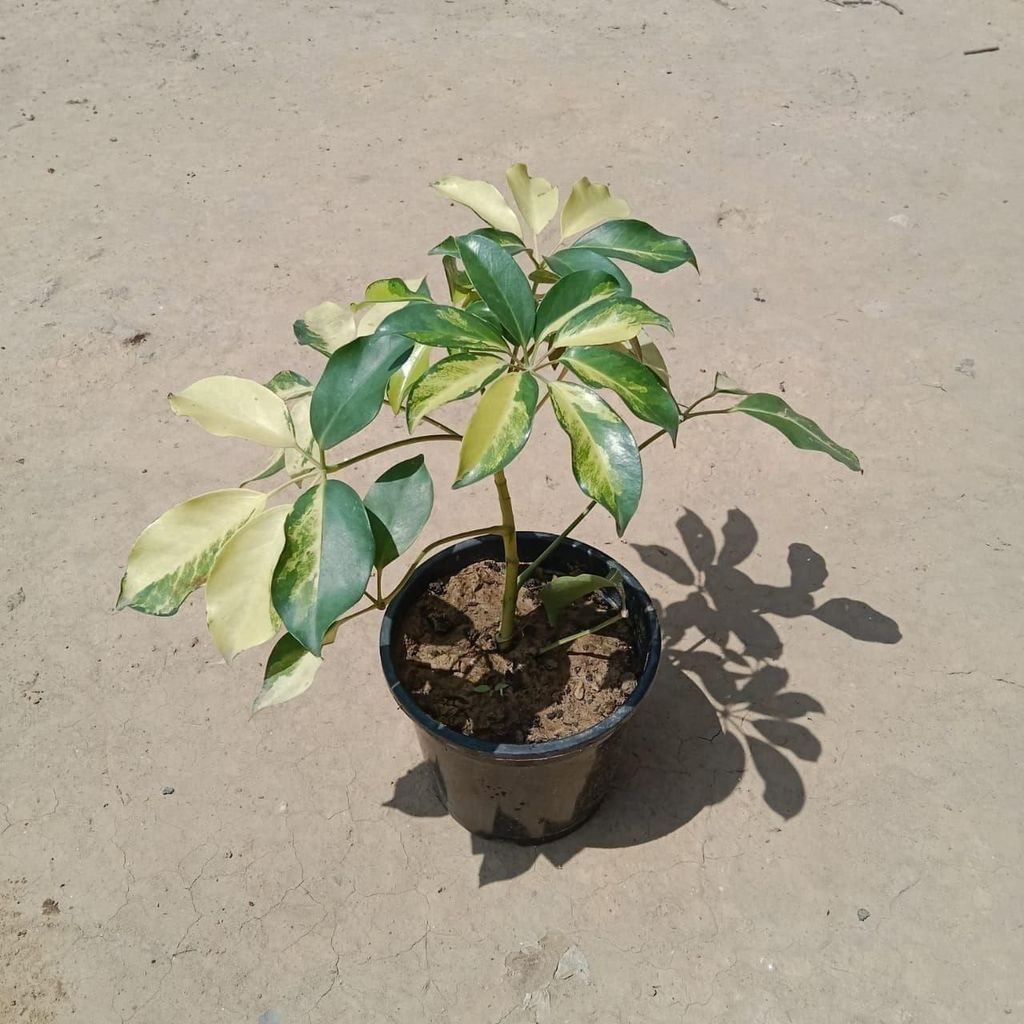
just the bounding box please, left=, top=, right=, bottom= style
left=271, top=480, right=374, bottom=655
left=432, top=176, right=522, bottom=236
left=456, top=234, right=535, bottom=348
left=552, top=295, right=672, bottom=349
left=253, top=633, right=323, bottom=712
left=464, top=301, right=504, bottom=333
left=370, top=302, right=509, bottom=354
left=442, top=256, right=476, bottom=308
left=294, top=301, right=358, bottom=356
left=455, top=372, right=539, bottom=488
left=265, top=370, right=313, bottom=400
left=733, top=394, right=861, bottom=472
left=545, top=249, right=632, bottom=295
left=528, top=266, right=561, bottom=285
left=351, top=277, right=431, bottom=310
left=363, top=456, right=435, bottom=570
left=572, top=219, right=698, bottom=274
left=506, top=163, right=559, bottom=235
left=533, top=271, right=623, bottom=342
left=239, top=451, right=286, bottom=487
left=714, top=371, right=747, bottom=395
left=406, top=352, right=507, bottom=431
left=386, top=344, right=431, bottom=413
left=546, top=380, right=643, bottom=535
left=169, top=376, right=295, bottom=448
left=559, top=346, right=680, bottom=442
left=560, top=177, right=631, bottom=238
left=310, top=333, right=414, bottom=450
left=540, top=570, right=624, bottom=627
left=206, top=504, right=290, bottom=661
left=429, top=229, right=527, bottom=258
left=116, top=489, right=267, bottom=616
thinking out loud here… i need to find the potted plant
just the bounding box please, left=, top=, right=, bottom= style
left=116, top=164, right=860, bottom=842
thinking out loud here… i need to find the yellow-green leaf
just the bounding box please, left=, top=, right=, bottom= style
left=294, top=301, right=358, bottom=355
left=546, top=380, right=642, bottom=535
left=169, top=376, right=295, bottom=448
left=506, top=163, right=559, bottom=236
left=387, top=344, right=432, bottom=413
left=433, top=176, right=522, bottom=237
left=253, top=633, right=323, bottom=712
left=455, top=372, right=539, bottom=487
left=406, top=352, right=507, bottom=431
left=206, top=504, right=290, bottom=660
left=116, top=489, right=267, bottom=616
left=560, top=177, right=631, bottom=239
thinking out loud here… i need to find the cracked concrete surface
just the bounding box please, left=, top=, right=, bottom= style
left=2, top=0, right=1022, bottom=1021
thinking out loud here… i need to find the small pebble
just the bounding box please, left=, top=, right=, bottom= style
left=161, top=786, right=175, bottom=796
left=857, top=908, right=870, bottom=921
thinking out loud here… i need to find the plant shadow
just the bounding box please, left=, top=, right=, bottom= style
left=385, top=508, right=901, bottom=884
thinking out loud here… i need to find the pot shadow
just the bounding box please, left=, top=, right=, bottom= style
left=385, top=508, right=901, bottom=885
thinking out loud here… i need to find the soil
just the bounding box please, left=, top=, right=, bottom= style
left=395, top=560, right=639, bottom=743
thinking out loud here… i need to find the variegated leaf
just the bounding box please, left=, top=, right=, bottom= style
left=284, top=395, right=320, bottom=480
left=253, top=633, right=323, bottom=712
left=546, top=380, right=642, bottom=535
left=294, top=301, right=358, bottom=355
left=455, top=372, right=539, bottom=487
left=271, top=480, right=374, bottom=655
left=116, top=489, right=267, bottom=615
left=169, top=376, right=295, bottom=448
left=351, top=277, right=431, bottom=310
left=206, top=504, right=290, bottom=660
left=552, top=296, right=672, bottom=349
left=387, top=344, right=432, bottom=413
left=406, top=352, right=507, bottom=431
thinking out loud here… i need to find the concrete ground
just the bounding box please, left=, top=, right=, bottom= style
left=3, top=0, right=1022, bottom=1021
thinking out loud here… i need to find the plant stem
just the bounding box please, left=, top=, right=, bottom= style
left=262, top=469, right=318, bottom=500
left=538, top=611, right=623, bottom=655
left=325, top=433, right=458, bottom=472
left=421, top=415, right=462, bottom=438
left=493, top=470, right=519, bottom=648
left=380, top=525, right=504, bottom=605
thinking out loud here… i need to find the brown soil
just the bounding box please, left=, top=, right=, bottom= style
left=395, top=560, right=638, bottom=743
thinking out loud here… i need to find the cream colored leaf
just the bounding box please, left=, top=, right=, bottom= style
left=560, top=177, right=631, bottom=239
left=357, top=300, right=407, bottom=337
left=433, top=176, right=522, bottom=237
left=506, top=163, right=559, bottom=236
left=169, top=376, right=295, bottom=448
left=303, top=301, right=358, bottom=353
left=284, top=395, right=320, bottom=481
left=206, top=504, right=290, bottom=660
left=117, top=489, right=267, bottom=615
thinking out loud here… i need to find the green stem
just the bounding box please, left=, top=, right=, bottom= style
left=538, top=611, right=623, bottom=655
left=325, top=433, right=458, bottom=472
left=493, top=470, right=519, bottom=648
left=380, top=525, right=504, bottom=605
left=421, top=415, right=462, bottom=438
left=262, top=468, right=319, bottom=500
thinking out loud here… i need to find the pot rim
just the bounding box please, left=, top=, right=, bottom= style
left=379, top=531, right=662, bottom=761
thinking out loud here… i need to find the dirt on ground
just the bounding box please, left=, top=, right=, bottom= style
left=396, top=561, right=637, bottom=743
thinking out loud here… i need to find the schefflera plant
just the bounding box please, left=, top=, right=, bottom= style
left=116, top=163, right=860, bottom=712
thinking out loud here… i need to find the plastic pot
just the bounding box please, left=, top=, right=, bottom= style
left=379, top=532, right=661, bottom=844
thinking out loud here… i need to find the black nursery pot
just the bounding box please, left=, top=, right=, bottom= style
left=379, top=532, right=662, bottom=844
